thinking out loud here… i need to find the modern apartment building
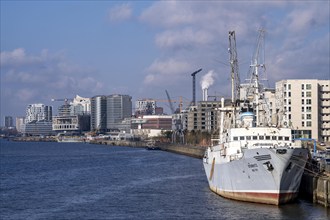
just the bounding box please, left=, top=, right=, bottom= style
left=25, top=104, right=52, bottom=123
left=70, top=95, right=91, bottom=115
left=52, top=95, right=91, bottom=133
left=24, top=103, right=53, bottom=136
left=275, top=79, right=330, bottom=141
left=107, top=94, right=132, bottom=131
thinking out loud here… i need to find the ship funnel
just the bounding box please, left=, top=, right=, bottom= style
left=240, top=112, right=255, bottom=128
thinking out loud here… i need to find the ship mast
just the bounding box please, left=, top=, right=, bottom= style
left=246, top=29, right=266, bottom=126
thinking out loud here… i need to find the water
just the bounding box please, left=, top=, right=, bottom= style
left=0, top=140, right=328, bottom=220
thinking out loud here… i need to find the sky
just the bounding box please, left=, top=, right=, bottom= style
left=1, top=0, right=329, bottom=124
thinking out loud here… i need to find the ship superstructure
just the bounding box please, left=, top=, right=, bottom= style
left=203, top=30, right=308, bottom=205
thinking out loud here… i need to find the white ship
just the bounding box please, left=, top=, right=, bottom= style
left=203, top=30, right=308, bottom=205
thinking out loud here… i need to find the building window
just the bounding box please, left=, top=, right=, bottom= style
left=288, top=84, right=291, bottom=90
left=306, top=99, right=312, bottom=105
left=288, top=114, right=291, bottom=119
left=302, top=114, right=305, bottom=120
left=302, top=121, right=305, bottom=127
left=306, top=91, right=311, bottom=97
left=288, top=92, right=291, bottom=97
left=288, top=99, right=291, bottom=105
left=240, top=136, right=244, bottom=140
left=302, top=107, right=304, bottom=112
left=306, top=114, right=311, bottom=119
left=307, top=121, right=312, bottom=127
left=302, top=92, right=304, bottom=97
left=233, top=137, right=238, bottom=141
left=306, top=84, right=312, bottom=90
left=302, top=99, right=304, bottom=105
left=306, top=106, right=311, bottom=112
left=302, top=84, right=305, bottom=90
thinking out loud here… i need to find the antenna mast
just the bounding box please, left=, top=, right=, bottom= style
left=247, top=29, right=267, bottom=126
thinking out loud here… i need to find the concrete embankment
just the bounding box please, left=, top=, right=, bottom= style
left=89, top=139, right=146, bottom=148
left=159, top=144, right=206, bottom=159
left=11, top=137, right=56, bottom=142
left=300, top=172, right=330, bottom=207
left=88, top=140, right=206, bottom=159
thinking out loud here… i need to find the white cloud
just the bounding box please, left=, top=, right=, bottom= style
left=140, top=1, right=194, bottom=28
left=1, top=48, right=104, bottom=115
left=16, top=88, right=37, bottom=102
left=0, top=48, right=44, bottom=67
left=286, top=3, right=329, bottom=33
left=155, top=28, right=214, bottom=49
left=144, top=58, right=191, bottom=85
left=139, top=1, right=329, bottom=92
left=107, top=3, right=133, bottom=22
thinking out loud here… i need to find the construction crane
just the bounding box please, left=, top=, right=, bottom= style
left=191, top=68, right=202, bottom=106
left=228, top=31, right=240, bottom=104
left=165, top=90, right=175, bottom=114
left=152, top=96, right=186, bottom=114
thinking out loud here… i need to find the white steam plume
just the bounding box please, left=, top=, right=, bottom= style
left=200, top=70, right=216, bottom=89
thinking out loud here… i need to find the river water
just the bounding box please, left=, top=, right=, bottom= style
left=0, top=140, right=328, bottom=219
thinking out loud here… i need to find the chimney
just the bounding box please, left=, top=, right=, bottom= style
left=203, top=88, right=208, bottom=101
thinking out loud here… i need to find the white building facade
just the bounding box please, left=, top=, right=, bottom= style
left=25, top=104, right=52, bottom=123
left=275, top=79, right=330, bottom=142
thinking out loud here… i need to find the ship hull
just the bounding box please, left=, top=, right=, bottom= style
left=203, top=147, right=308, bottom=205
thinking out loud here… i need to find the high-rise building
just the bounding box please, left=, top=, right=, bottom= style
left=107, top=94, right=132, bottom=131
left=276, top=79, right=330, bottom=141
left=25, top=104, right=52, bottom=123
left=15, top=117, right=25, bottom=133
left=4, top=116, right=13, bottom=128
left=90, top=95, right=107, bottom=132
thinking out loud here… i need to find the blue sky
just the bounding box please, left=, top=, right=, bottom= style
left=1, top=1, right=329, bottom=123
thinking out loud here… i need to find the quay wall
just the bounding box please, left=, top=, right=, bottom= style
left=300, top=172, right=330, bottom=208
left=159, top=144, right=205, bottom=159
left=89, top=139, right=146, bottom=148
